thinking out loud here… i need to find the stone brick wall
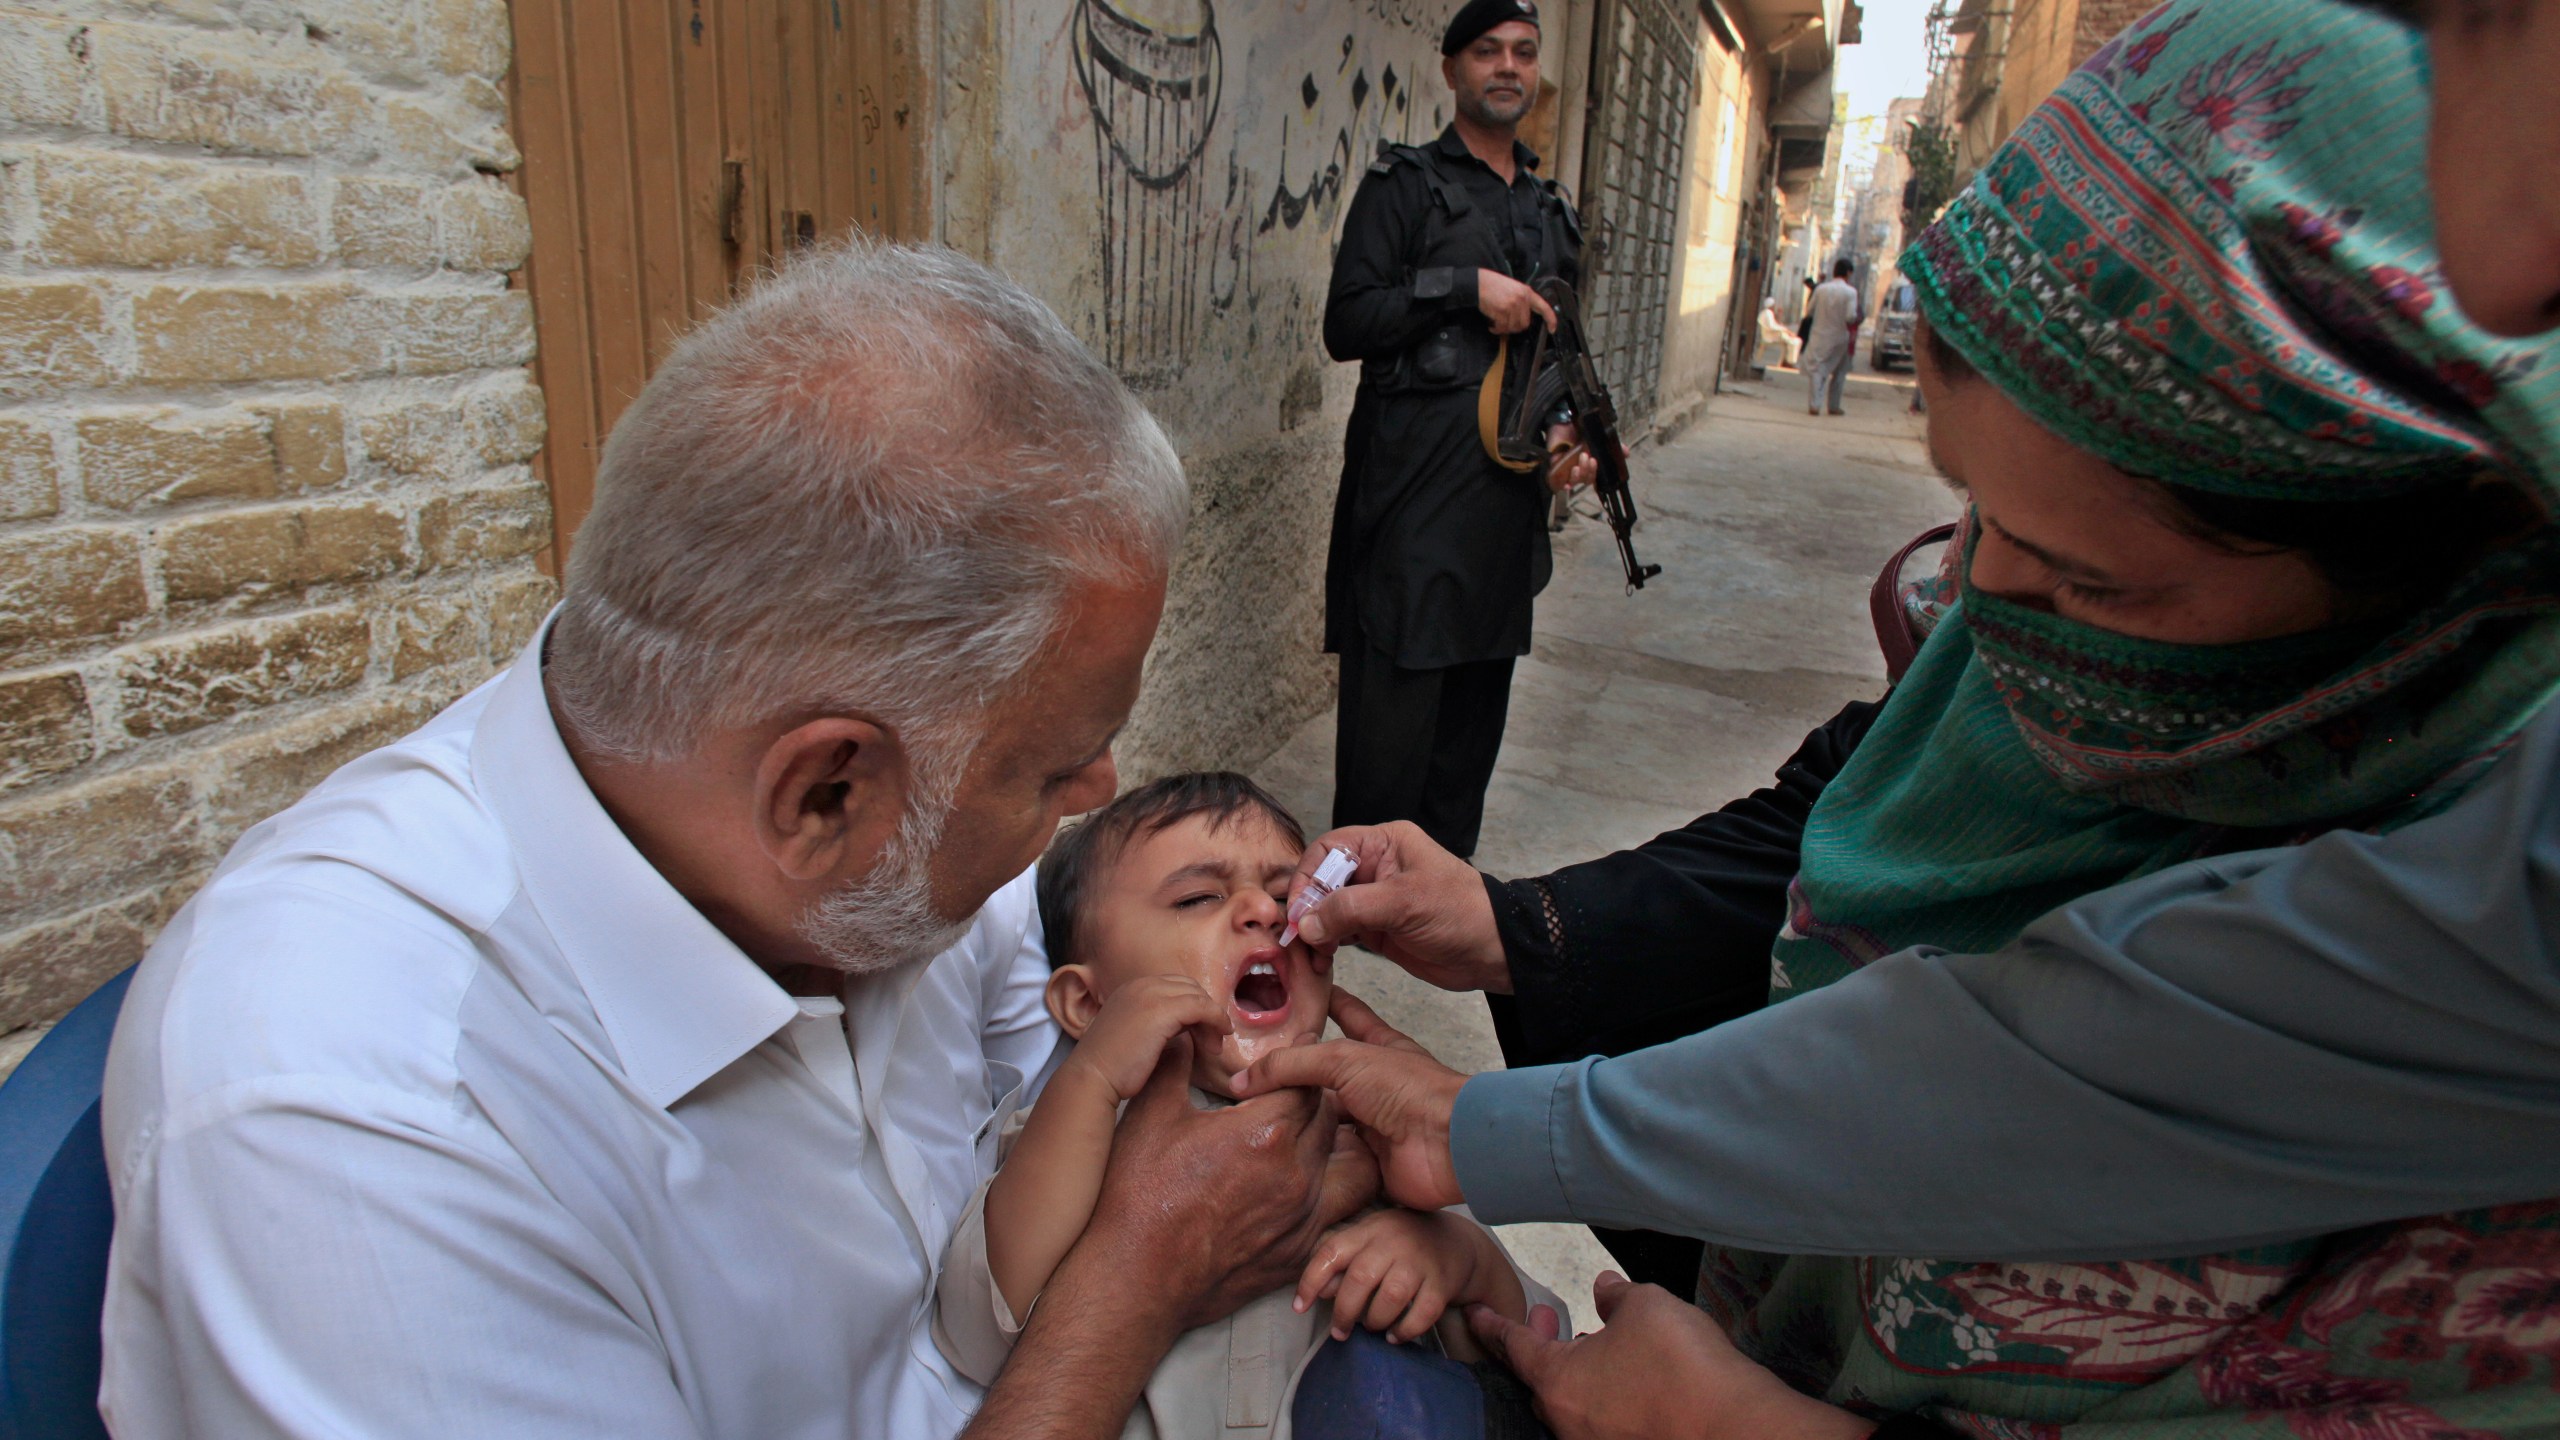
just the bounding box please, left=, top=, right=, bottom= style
left=0, top=1, right=552, bottom=1072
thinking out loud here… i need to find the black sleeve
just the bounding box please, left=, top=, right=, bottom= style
left=1323, top=167, right=1477, bottom=364
left=1485, top=699, right=1881, bottom=1066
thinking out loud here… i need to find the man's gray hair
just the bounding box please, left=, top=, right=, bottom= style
left=548, top=240, right=1188, bottom=765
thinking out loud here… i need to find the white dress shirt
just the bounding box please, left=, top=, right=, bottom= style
left=99, top=624, right=1064, bottom=1439
left=1805, top=276, right=1863, bottom=356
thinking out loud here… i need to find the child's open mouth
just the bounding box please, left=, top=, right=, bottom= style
left=1231, top=945, right=1290, bottom=1024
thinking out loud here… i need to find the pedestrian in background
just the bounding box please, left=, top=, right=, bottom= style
left=1755, top=296, right=1799, bottom=372
left=1801, top=258, right=1862, bottom=415
left=1320, top=0, right=1589, bottom=860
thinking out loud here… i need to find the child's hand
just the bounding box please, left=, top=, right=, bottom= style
left=1294, top=1207, right=1493, bottom=1344
left=1063, top=975, right=1231, bottom=1102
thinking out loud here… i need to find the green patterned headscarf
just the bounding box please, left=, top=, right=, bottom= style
left=1729, top=3, right=2560, bottom=1434
left=1776, top=0, right=2560, bottom=991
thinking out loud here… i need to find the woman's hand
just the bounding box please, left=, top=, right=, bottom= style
left=1233, top=990, right=1467, bottom=1211
left=1468, top=1273, right=1877, bottom=1440
left=1289, top=822, right=1511, bottom=994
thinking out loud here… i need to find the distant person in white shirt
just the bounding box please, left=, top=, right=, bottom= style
left=1754, top=297, right=1800, bottom=372
left=99, top=241, right=1371, bottom=1440
left=1802, top=258, right=1864, bottom=416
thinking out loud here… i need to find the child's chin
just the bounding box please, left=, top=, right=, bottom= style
left=1205, top=1023, right=1326, bottom=1099
left=1200, top=1028, right=1293, bottom=1099
left=1192, top=1051, right=1244, bottom=1100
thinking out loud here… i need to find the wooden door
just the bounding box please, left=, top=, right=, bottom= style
left=506, top=0, right=926, bottom=565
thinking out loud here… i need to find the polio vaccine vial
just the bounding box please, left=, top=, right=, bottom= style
left=1277, top=847, right=1360, bottom=947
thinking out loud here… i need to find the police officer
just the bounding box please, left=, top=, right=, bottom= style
left=1322, top=0, right=1592, bottom=859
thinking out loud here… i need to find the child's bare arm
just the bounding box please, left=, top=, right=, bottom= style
left=983, top=976, right=1230, bottom=1318
left=1293, top=1209, right=1531, bottom=1345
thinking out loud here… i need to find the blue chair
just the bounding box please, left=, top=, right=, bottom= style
left=0, top=967, right=132, bottom=1440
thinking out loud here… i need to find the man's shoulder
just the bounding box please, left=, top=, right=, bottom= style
left=105, top=677, right=527, bottom=1138
left=111, top=865, right=490, bottom=1127
left=219, top=671, right=522, bottom=931
left=1366, top=138, right=1434, bottom=176
left=1356, top=140, right=1440, bottom=205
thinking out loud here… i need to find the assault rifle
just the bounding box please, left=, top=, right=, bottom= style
left=1492, top=277, right=1662, bottom=592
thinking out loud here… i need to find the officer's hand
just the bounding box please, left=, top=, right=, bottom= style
left=1479, top=271, right=1557, bottom=335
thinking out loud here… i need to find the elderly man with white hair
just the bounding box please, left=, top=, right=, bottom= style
left=98, top=242, right=1366, bottom=1439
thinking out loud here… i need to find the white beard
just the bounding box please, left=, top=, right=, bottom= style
left=797, top=763, right=972, bottom=976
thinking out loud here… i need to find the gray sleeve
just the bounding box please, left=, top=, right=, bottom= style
left=1453, top=702, right=2560, bottom=1261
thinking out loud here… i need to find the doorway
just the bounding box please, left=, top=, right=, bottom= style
left=505, top=0, right=928, bottom=564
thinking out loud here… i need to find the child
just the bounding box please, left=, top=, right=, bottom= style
left=934, top=773, right=1562, bottom=1438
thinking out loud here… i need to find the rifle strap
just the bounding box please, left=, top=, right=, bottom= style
left=1478, top=342, right=1540, bottom=473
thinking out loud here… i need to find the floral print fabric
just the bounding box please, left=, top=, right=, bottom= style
left=1700, top=1206, right=2560, bottom=1437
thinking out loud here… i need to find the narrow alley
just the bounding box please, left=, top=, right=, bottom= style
left=1253, top=360, right=1963, bottom=1317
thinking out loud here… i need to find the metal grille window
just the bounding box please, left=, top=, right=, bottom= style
left=1579, top=0, right=1703, bottom=436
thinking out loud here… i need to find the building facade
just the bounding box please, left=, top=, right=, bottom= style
left=0, top=0, right=1772, bottom=1063
left=1655, top=0, right=1847, bottom=428
left=1928, top=0, right=2157, bottom=175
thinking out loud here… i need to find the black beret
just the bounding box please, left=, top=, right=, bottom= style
left=1441, top=0, right=1538, bottom=56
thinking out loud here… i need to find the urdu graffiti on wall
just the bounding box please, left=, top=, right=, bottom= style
left=1256, top=40, right=1403, bottom=238
left=1072, top=0, right=1439, bottom=384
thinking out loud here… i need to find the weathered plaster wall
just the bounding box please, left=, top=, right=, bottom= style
left=0, top=0, right=547, bottom=1067
left=940, top=0, right=1503, bottom=784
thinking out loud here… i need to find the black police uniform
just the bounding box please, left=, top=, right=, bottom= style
left=1321, top=125, right=1582, bottom=858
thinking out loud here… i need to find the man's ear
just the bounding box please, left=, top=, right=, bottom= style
left=1044, top=965, right=1104, bottom=1040
left=752, top=716, right=907, bottom=884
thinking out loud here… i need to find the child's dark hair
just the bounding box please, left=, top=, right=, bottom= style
left=1036, top=772, right=1306, bottom=971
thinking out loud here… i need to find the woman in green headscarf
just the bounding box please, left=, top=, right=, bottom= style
left=1772, top=3, right=2560, bottom=1000
left=1677, top=0, right=2560, bottom=1431
left=1247, top=0, right=2560, bottom=1434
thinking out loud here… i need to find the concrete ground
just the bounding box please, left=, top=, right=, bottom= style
left=1251, top=355, right=1960, bottom=1327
